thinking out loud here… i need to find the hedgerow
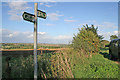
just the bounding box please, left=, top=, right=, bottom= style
left=72, top=27, right=100, bottom=55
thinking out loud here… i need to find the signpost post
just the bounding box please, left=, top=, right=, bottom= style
left=34, top=3, right=38, bottom=80
left=22, top=3, right=46, bottom=80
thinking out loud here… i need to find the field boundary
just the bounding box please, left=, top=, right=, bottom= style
left=1, top=48, right=68, bottom=57
left=0, top=48, right=67, bottom=51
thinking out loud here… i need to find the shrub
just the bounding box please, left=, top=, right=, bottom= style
left=72, top=27, right=100, bottom=55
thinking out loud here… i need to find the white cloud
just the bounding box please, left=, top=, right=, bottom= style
left=40, top=3, right=44, bottom=5
left=8, top=2, right=29, bottom=10
left=48, top=13, right=63, bottom=21
left=7, top=2, right=32, bottom=21
left=97, top=22, right=117, bottom=29
left=53, top=35, right=73, bottom=44
left=9, top=14, right=22, bottom=20
left=8, top=34, right=13, bottom=38
left=25, top=32, right=46, bottom=38
left=38, top=32, right=46, bottom=35
left=64, top=19, right=77, bottom=22
left=114, top=31, right=118, bottom=35
left=98, top=30, right=119, bottom=41
left=28, top=34, right=33, bottom=38
left=39, top=2, right=53, bottom=7
left=2, top=29, right=73, bottom=44
left=1, top=29, right=46, bottom=43
left=45, top=5, right=52, bottom=7
left=98, top=32, right=111, bottom=41
left=54, top=35, right=72, bottom=40
left=77, top=22, right=117, bottom=30
left=45, top=23, right=54, bottom=26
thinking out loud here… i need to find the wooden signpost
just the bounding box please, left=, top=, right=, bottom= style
left=22, top=12, right=35, bottom=23
left=22, top=3, right=46, bottom=80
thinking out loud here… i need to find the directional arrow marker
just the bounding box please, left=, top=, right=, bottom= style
left=37, top=10, right=47, bottom=19
left=22, top=12, right=35, bottom=23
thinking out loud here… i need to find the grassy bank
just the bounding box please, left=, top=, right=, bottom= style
left=2, top=47, right=119, bottom=79
left=64, top=47, right=119, bottom=78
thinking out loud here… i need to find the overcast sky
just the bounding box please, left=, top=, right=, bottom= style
left=1, top=1, right=119, bottom=44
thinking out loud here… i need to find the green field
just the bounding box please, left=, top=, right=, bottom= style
left=1, top=43, right=67, bottom=49
left=2, top=47, right=119, bottom=79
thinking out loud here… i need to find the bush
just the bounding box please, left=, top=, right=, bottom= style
left=2, top=52, right=74, bottom=78
left=100, top=40, right=110, bottom=48
left=72, top=27, right=100, bottom=55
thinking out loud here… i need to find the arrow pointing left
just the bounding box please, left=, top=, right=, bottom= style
left=22, top=12, right=35, bottom=23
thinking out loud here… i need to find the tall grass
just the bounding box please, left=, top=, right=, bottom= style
left=2, top=48, right=119, bottom=79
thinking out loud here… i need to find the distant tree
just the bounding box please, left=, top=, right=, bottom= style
left=83, top=24, right=104, bottom=41
left=100, top=40, right=110, bottom=47
left=110, top=35, right=118, bottom=40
